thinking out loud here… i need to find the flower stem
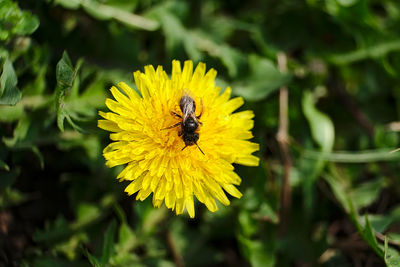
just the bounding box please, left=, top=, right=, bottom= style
left=276, top=52, right=292, bottom=235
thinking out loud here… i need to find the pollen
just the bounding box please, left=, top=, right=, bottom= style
left=98, top=60, right=259, bottom=218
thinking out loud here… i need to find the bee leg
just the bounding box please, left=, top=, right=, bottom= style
left=178, top=129, right=184, bottom=136
left=181, top=145, right=188, bottom=151
left=195, top=141, right=205, bottom=155
left=171, top=111, right=182, bottom=118
left=161, top=122, right=181, bottom=130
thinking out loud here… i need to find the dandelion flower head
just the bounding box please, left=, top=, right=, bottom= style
left=98, top=60, right=259, bottom=218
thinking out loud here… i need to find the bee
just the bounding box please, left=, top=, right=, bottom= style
left=163, top=92, right=204, bottom=154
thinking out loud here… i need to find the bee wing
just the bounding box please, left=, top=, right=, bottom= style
left=182, top=88, right=193, bottom=97
left=180, top=94, right=196, bottom=120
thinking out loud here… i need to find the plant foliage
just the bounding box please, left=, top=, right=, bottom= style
left=1, top=0, right=400, bottom=266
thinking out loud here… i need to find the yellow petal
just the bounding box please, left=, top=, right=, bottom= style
left=110, top=86, right=133, bottom=109
left=204, top=195, right=217, bottom=212
left=173, top=172, right=183, bottom=199
left=182, top=60, right=193, bottom=84
left=98, top=120, right=121, bottom=132
left=205, top=178, right=230, bottom=206
left=165, top=190, right=176, bottom=209
left=118, top=82, right=140, bottom=100
left=153, top=197, right=163, bottom=208
left=185, top=195, right=195, bottom=218
left=222, top=184, right=242, bottom=199
left=190, top=62, right=206, bottom=90
left=125, top=174, right=145, bottom=195
left=137, top=187, right=152, bottom=201
left=224, top=97, right=244, bottom=114
left=175, top=198, right=185, bottom=215
left=235, top=155, right=260, bottom=166
left=154, top=177, right=167, bottom=200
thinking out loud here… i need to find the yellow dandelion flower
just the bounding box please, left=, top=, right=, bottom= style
left=98, top=60, right=259, bottom=218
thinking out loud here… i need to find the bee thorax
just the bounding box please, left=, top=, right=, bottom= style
left=183, top=117, right=198, bottom=132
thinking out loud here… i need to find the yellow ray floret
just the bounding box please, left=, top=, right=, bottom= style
left=98, top=60, right=259, bottom=218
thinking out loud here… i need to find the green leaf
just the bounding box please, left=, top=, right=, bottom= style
left=0, top=105, right=24, bottom=122
left=85, top=250, right=102, bottom=267
left=33, top=216, right=71, bottom=244
left=135, top=200, right=168, bottom=235
left=325, top=166, right=386, bottom=213
left=55, top=0, right=159, bottom=31
left=53, top=232, right=86, bottom=261
left=350, top=177, right=385, bottom=210
left=300, top=90, right=335, bottom=216
left=374, top=125, right=399, bottom=148
left=63, top=73, right=106, bottom=121
left=112, top=253, right=142, bottom=267
left=101, top=220, right=117, bottom=265
left=302, top=91, right=335, bottom=152
left=248, top=241, right=275, bottom=267
left=157, top=12, right=189, bottom=55
left=368, top=206, right=400, bottom=233
left=191, top=30, right=246, bottom=77
left=303, top=149, right=400, bottom=163
left=368, top=214, right=394, bottom=234
left=0, top=188, right=27, bottom=208
left=237, top=234, right=275, bottom=267
left=336, top=0, right=359, bottom=7
left=54, top=54, right=93, bottom=133
left=0, top=0, right=39, bottom=41
left=0, top=80, right=22, bottom=105
left=233, top=55, right=291, bottom=101
left=387, top=233, right=400, bottom=243
left=117, top=223, right=137, bottom=253
left=55, top=51, right=82, bottom=132
left=13, top=13, right=39, bottom=36
left=214, top=44, right=244, bottom=78
left=56, top=52, right=75, bottom=90
left=23, top=64, right=48, bottom=96
left=149, top=7, right=202, bottom=61
left=57, top=110, right=66, bottom=132
left=75, top=203, right=102, bottom=226
left=349, top=202, right=384, bottom=258
left=0, top=160, right=9, bottom=171
left=238, top=209, right=258, bottom=237
left=329, top=39, right=400, bottom=65
left=34, top=197, right=114, bottom=244
left=2, top=114, right=30, bottom=147
left=364, top=215, right=383, bottom=257
left=253, top=202, right=279, bottom=224
left=384, top=236, right=400, bottom=267
left=31, top=146, right=45, bottom=169
left=0, top=59, right=16, bottom=97
left=0, top=59, right=21, bottom=105
left=54, top=0, right=81, bottom=9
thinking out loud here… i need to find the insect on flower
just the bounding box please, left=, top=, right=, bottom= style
left=98, top=60, right=260, bottom=218
left=162, top=91, right=204, bottom=154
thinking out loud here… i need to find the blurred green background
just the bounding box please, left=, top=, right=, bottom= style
left=1, top=0, right=400, bottom=266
